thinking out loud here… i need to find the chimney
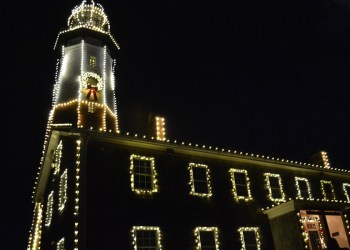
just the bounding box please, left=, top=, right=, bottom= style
left=310, top=151, right=331, bottom=168
left=147, top=113, right=166, bottom=141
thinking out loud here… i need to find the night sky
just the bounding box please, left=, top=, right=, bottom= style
left=6, top=0, right=350, bottom=248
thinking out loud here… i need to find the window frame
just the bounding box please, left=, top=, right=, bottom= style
left=320, top=180, right=336, bottom=201
left=45, top=191, right=54, bottom=227
left=238, top=227, right=261, bottom=250
left=52, top=140, right=63, bottom=175
left=58, top=169, right=68, bottom=212
left=295, top=177, right=313, bottom=200
left=56, top=237, right=65, bottom=250
left=194, top=227, right=219, bottom=250
left=189, top=163, right=212, bottom=197
left=229, top=168, right=253, bottom=201
left=131, top=226, right=162, bottom=250
left=343, top=183, right=350, bottom=202
left=130, top=154, right=158, bottom=194
left=264, top=173, right=286, bottom=202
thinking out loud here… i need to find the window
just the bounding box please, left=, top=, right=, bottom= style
left=229, top=169, right=252, bottom=201
left=320, top=180, right=336, bottom=201
left=89, top=56, right=96, bottom=67
left=130, top=155, right=158, bottom=194
left=52, top=141, right=63, bottom=175
left=238, top=227, right=261, bottom=250
left=58, top=169, right=68, bottom=212
left=343, top=183, right=350, bottom=202
left=194, top=227, right=219, bottom=250
left=57, top=237, right=65, bottom=250
left=45, top=191, right=54, bottom=227
left=295, top=177, right=313, bottom=200
left=189, top=163, right=212, bottom=197
left=264, top=173, right=285, bottom=202
left=88, top=102, right=94, bottom=113
left=131, top=226, right=162, bottom=250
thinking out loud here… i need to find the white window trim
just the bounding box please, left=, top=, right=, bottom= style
left=194, top=227, right=219, bottom=250
left=229, top=168, right=253, bottom=201
left=131, top=226, right=162, bottom=250
left=45, top=191, right=54, bottom=227
left=189, top=163, right=213, bottom=197
left=264, top=173, right=286, bottom=203
left=130, top=154, right=158, bottom=194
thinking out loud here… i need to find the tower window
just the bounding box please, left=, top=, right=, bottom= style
left=89, top=56, right=96, bottom=67
left=130, top=155, right=158, bottom=194
left=131, top=226, right=162, bottom=250
left=264, top=173, right=286, bottom=202
left=194, top=227, right=219, bottom=250
left=295, top=177, right=312, bottom=200
left=230, top=168, right=252, bottom=201
left=45, top=191, right=54, bottom=227
left=238, top=227, right=261, bottom=250
left=58, top=169, right=68, bottom=212
left=189, top=163, right=212, bottom=197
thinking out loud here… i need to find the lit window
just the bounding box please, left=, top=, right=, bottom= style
left=194, top=227, right=219, bottom=250
left=57, top=237, right=65, bottom=250
left=238, top=227, right=261, bottom=250
left=229, top=169, right=252, bottom=201
left=45, top=191, right=54, bottom=227
left=89, top=56, right=96, bottom=67
left=264, top=173, right=286, bottom=202
left=52, top=141, right=63, bottom=175
left=320, top=180, right=336, bottom=201
left=343, top=183, right=350, bottom=202
left=130, top=155, right=158, bottom=194
left=189, top=163, right=212, bottom=197
left=131, top=226, right=162, bottom=250
left=295, top=177, right=313, bottom=200
left=58, top=169, right=68, bottom=212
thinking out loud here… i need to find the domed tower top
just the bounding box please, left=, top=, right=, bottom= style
left=54, top=0, right=119, bottom=50
left=68, top=0, right=110, bottom=33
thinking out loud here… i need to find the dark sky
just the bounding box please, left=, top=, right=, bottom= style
left=5, top=0, right=350, bottom=248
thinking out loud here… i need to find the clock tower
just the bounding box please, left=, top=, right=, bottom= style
left=51, top=0, right=120, bottom=133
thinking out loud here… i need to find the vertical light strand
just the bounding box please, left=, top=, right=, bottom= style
left=77, top=40, right=85, bottom=128
left=74, top=139, right=81, bottom=250
left=103, top=46, right=107, bottom=105
left=111, top=59, right=119, bottom=133
left=27, top=202, right=43, bottom=250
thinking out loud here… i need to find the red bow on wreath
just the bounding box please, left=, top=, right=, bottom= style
left=86, top=85, right=98, bottom=101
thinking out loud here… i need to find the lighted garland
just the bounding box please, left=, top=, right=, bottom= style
left=298, top=212, right=326, bottom=249
left=27, top=202, right=43, bottom=250
left=194, top=227, right=219, bottom=250
left=264, top=173, right=286, bottom=203
left=295, top=177, right=313, bottom=200
left=189, top=163, right=213, bottom=197
left=74, top=140, right=81, bottom=250
left=237, top=227, right=261, bottom=250
left=130, top=154, right=158, bottom=194
left=131, top=226, right=162, bottom=250
left=229, top=168, right=253, bottom=202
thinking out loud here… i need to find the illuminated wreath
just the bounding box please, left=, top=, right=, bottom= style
left=80, top=72, right=104, bottom=91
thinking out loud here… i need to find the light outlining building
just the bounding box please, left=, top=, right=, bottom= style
left=27, top=1, right=350, bottom=250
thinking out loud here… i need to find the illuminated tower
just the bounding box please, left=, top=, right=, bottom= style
left=51, top=0, right=119, bottom=133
